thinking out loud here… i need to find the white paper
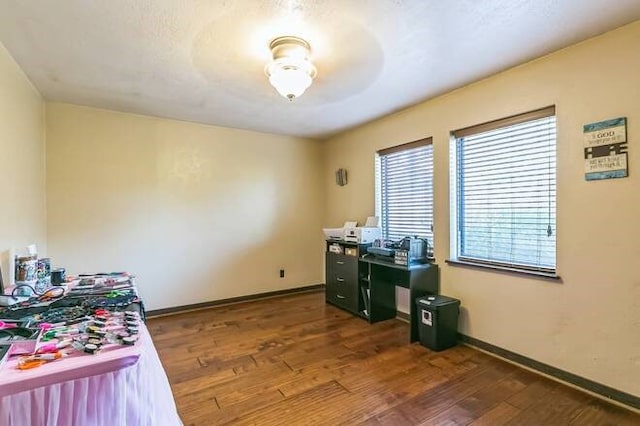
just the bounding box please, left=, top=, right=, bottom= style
left=343, top=221, right=358, bottom=228
left=364, top=216, right=379, bottom=227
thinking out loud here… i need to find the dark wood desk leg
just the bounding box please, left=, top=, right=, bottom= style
left=408, top=265, right=440, bottom=342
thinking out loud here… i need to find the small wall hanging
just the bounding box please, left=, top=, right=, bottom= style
left=335, top=168, right=348, bottom=186
left=584, top=117, right=628, bottom=181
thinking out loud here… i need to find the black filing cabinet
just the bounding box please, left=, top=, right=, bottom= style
left=325, top=242, right=368, bottom=315
left=325, top=252, right=358, bottom=313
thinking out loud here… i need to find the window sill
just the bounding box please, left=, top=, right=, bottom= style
left=445, top=259, right=562, bottom=282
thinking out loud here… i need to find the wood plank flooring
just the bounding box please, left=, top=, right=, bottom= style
left=147, top=291, right=639, bottom=425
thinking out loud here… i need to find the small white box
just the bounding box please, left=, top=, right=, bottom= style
left=328, top=244, right=343, bottom=254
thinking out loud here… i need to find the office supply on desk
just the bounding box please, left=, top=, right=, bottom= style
left=393, top=236, right=430, bottom=265
left=323, top=220, right=358, bottom=240
left=328, top=243, right=343, bottom=254
left=367, top=236, right=430, bottom=265
left=344, top=226, right=381, bottom=244
left=343, top=216, right=381, bottom=243
left=367, top=246, right=395, bottom=258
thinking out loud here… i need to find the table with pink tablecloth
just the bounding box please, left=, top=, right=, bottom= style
left=0, top=326, right=181, bottom=426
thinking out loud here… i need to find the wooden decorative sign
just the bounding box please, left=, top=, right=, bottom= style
left=583, top=117, right=628, bottom=181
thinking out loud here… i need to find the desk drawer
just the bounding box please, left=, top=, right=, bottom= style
left=326, top=283, right=358, bottom=312
left=327, top=267, right=357, bottom=288
left=327, top=253, right=357, bottom=277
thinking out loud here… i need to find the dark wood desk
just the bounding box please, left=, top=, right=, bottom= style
left=360, top=256, right=439, bottom=342
left=324, top=241, right=439, bottom=342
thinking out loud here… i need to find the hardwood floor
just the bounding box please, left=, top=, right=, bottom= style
left=147, top=291, right=639, bottom=425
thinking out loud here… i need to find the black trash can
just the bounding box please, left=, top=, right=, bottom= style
left=416, top=295, right=461, bottom=351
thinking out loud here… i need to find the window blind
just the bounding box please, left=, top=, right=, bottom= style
left=377, top=139, right=434, bottom=247
left=453, top=107, right=556, bottom=272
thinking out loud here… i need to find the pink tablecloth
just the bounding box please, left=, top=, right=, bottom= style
left=0, top=326, right=181, bottom=426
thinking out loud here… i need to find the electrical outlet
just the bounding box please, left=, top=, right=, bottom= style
left=279, top=269, right=285, bottom=278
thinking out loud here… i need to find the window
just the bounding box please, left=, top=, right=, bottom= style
left=450, top=106, right=557, bottom=275
left=376, top=139, right=434, bottom=248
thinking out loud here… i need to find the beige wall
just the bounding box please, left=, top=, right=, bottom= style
left=46, top=103, right=325, bottom=310
left=323, top=21, right=640, bottom=396
left=0, top=43, right=46, bottom=284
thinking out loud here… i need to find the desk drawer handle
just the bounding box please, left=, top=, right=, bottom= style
left=336, top=277, right=345, bottom=282
left=336, top=261, right=345, bottom=265
left=336, top=294, right=345, bottom=299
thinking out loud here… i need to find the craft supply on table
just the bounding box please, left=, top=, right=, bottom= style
left=0, top=321, right=18, bottom=329
left=17, top=351, right=67, bottom=370
left=0, top=308, right=142, bottom=370
left=15, top=255, right=37, bottom=282
left=0, top=328, right=41, bottom=355
left=0, top=270, right=144, bottom=374
left=51, top=268, right=66, bottom=286
left=35, top=258, right=52, bottom=293
left=37, top=340, right=72, bottom=353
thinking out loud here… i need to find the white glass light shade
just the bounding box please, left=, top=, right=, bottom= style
left=265, top=36, right=317, bottom=101
left=268, top=65, right=313, bottom=100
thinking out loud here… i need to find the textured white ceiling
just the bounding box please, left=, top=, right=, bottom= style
left=1, top=1, right=639, bottom=139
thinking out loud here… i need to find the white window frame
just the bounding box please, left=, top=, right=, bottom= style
left=449, top=106, right=558, bottom=278
left=375, top=138, right=434, bottom=248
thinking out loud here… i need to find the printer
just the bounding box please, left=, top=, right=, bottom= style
left=343, top=216, right=381, bottom=244
left=323, top=221, right=358, bottom=241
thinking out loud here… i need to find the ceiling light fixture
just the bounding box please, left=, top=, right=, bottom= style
left=265, top=36, right=317, bottom=101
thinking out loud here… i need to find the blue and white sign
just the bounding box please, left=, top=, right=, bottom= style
left=583, top=117, right=628, bottom=180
